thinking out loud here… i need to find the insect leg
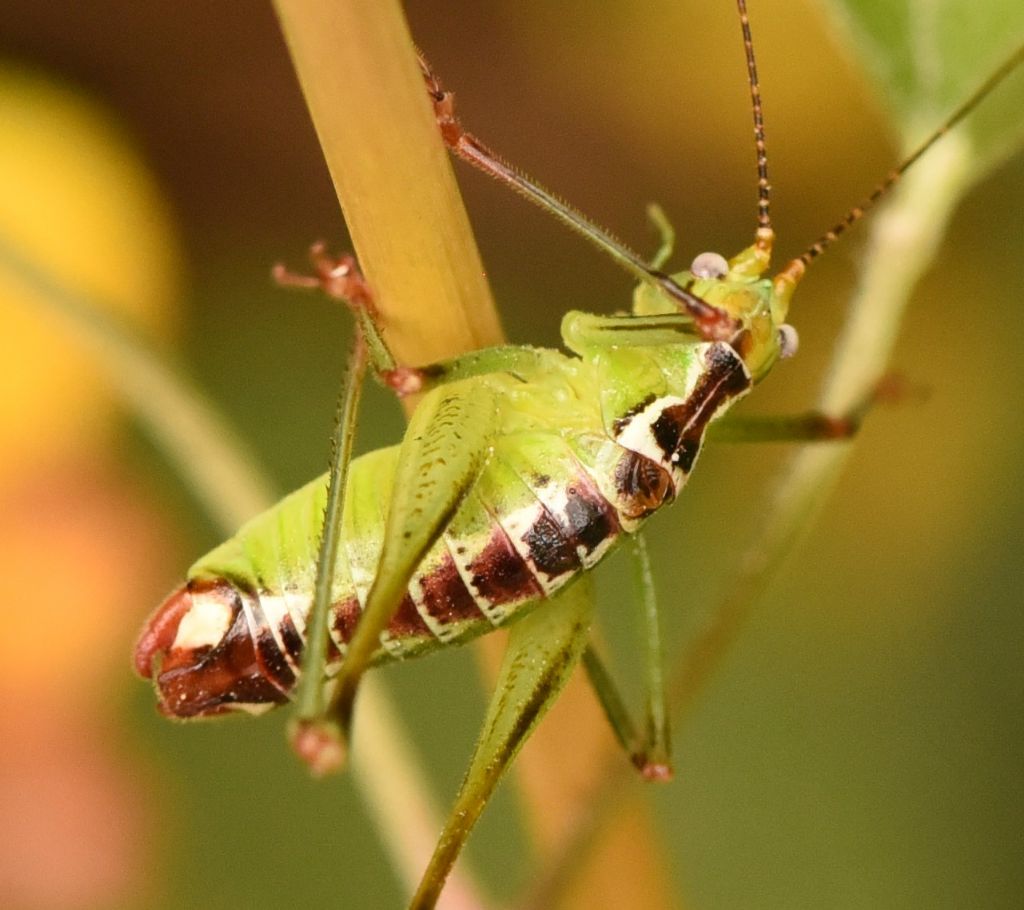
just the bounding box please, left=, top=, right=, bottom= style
left=325, top=380, right=501, bottom=744
left=581, top=533, right=671, bottom=780
left=709, top=411, right=861, bottom=443
left=646, top=203, right=676, bottom=271
left=288, top=332, right=368, bottom=774
left=630, top=533, right=670, bottom=777
left=708, top=376, right=907, bottom=443
left=383, top=344, right=552, bottom=397
left=275, top=246, right=553, bottom=399
left=419, top=53, right=737, bottom=340
left=410, top=577, right=595, bottom=909
left=273, top=243, right=396, bottom=374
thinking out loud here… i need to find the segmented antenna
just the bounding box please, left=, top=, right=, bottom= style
left=797, top=41, right=1024, bottom=268
left=736, top=0, right=773, bottom=252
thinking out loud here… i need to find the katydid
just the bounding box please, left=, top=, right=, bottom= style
left=134, top=1, right=1024, bottom=906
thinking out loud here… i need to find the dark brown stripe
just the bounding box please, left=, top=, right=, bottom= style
left=331, top=597, right=362, bottom=645
left=240, top=587, right=296, bottom=693
left=469, top=526, right=545, bottom=606
left=650, top=344, right=750, bottom=471
left=522, top=509, right=580, bottom=578
left=332, top=593, right=437, bottom=654
left=254, top=627, right=296, bottom=692
left=419, top=552, right=488, bottom=626
left=387, top=593, right=434, bottom=639
left=612, top=392, right=657, bottom=436
left=156, top=595, right=290, bottom=717
left=277, top=611, right=305, bottom=665
left=563, top=475, right=621, bottom=556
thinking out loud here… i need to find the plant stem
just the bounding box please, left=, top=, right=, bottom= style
left=524, top=131, right=974, bottom=909
left=272, top=1, right=504, bottom=904
left=273, top=0, right=503, bottom=378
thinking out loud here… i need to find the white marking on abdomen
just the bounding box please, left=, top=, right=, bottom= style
left=172, top=597, right=233, bottom=650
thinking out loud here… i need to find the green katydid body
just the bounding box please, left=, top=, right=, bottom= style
left=137, top=241, right=794, bottom=718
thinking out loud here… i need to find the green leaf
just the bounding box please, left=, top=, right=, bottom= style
left=823, top=0, right=1024, bottom=177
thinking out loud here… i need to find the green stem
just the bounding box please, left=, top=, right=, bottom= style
left=667, top=136, right=974, bottom=717
left=667, top=135, right=974, bottom=718
left=523, top=133, right=974, bottom=909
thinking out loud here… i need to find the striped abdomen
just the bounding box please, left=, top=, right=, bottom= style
left=135, top=342, right=749, bottom=717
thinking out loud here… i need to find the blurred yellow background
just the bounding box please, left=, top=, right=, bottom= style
left=1, top=2, right=1022, bottom=908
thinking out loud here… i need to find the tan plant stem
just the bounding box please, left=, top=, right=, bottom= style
left=272, top=1, right=508, bottom=905
left=274, top=3, right=674, bottom=907
left=273, top=0, right=502, bottom=379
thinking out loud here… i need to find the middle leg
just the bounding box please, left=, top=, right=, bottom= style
left=582, top=532, right=672, bottom=781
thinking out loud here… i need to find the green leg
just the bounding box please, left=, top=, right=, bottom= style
left=410, top=578, right=595, bottom=909
left=560, top=310, right=702, bottom=355
left=708, top=393, right=878, bottom=444
left=382, top=345, right=552, bottom=397
left=419, top=54, right=736, bottom=339
left=277, top=248, right=517, bottom=757
left=288, top=333, right=369, bottom=774
left=326, top=378, right=502, bottom=745
left=581, top=533, right=672, bottom=780
left=274, top=243, right=395, bottom=374
left=631, top=533, right=671, bottom=778
left=645, top=203, right=675, bottom=271
left=708, top=372, right=915, bottom=444
left=709, top=411, right=857, bottom=443
left=276, top=243, right=556, bottom=397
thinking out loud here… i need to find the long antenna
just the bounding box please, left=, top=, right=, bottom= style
left=795, top=41, right=1024, bottom=269
left=736, top=0, right=773, bottom=253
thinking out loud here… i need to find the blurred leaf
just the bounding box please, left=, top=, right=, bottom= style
left=823, top=0, right=1024, bottom=176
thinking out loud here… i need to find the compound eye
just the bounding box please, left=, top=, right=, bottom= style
left=690, top=251, right=729, bottom=279
left=777, top=324, right=799, bottom=359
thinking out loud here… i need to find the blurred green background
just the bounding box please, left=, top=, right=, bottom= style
left=2, top=1, right=1022, bottom=908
